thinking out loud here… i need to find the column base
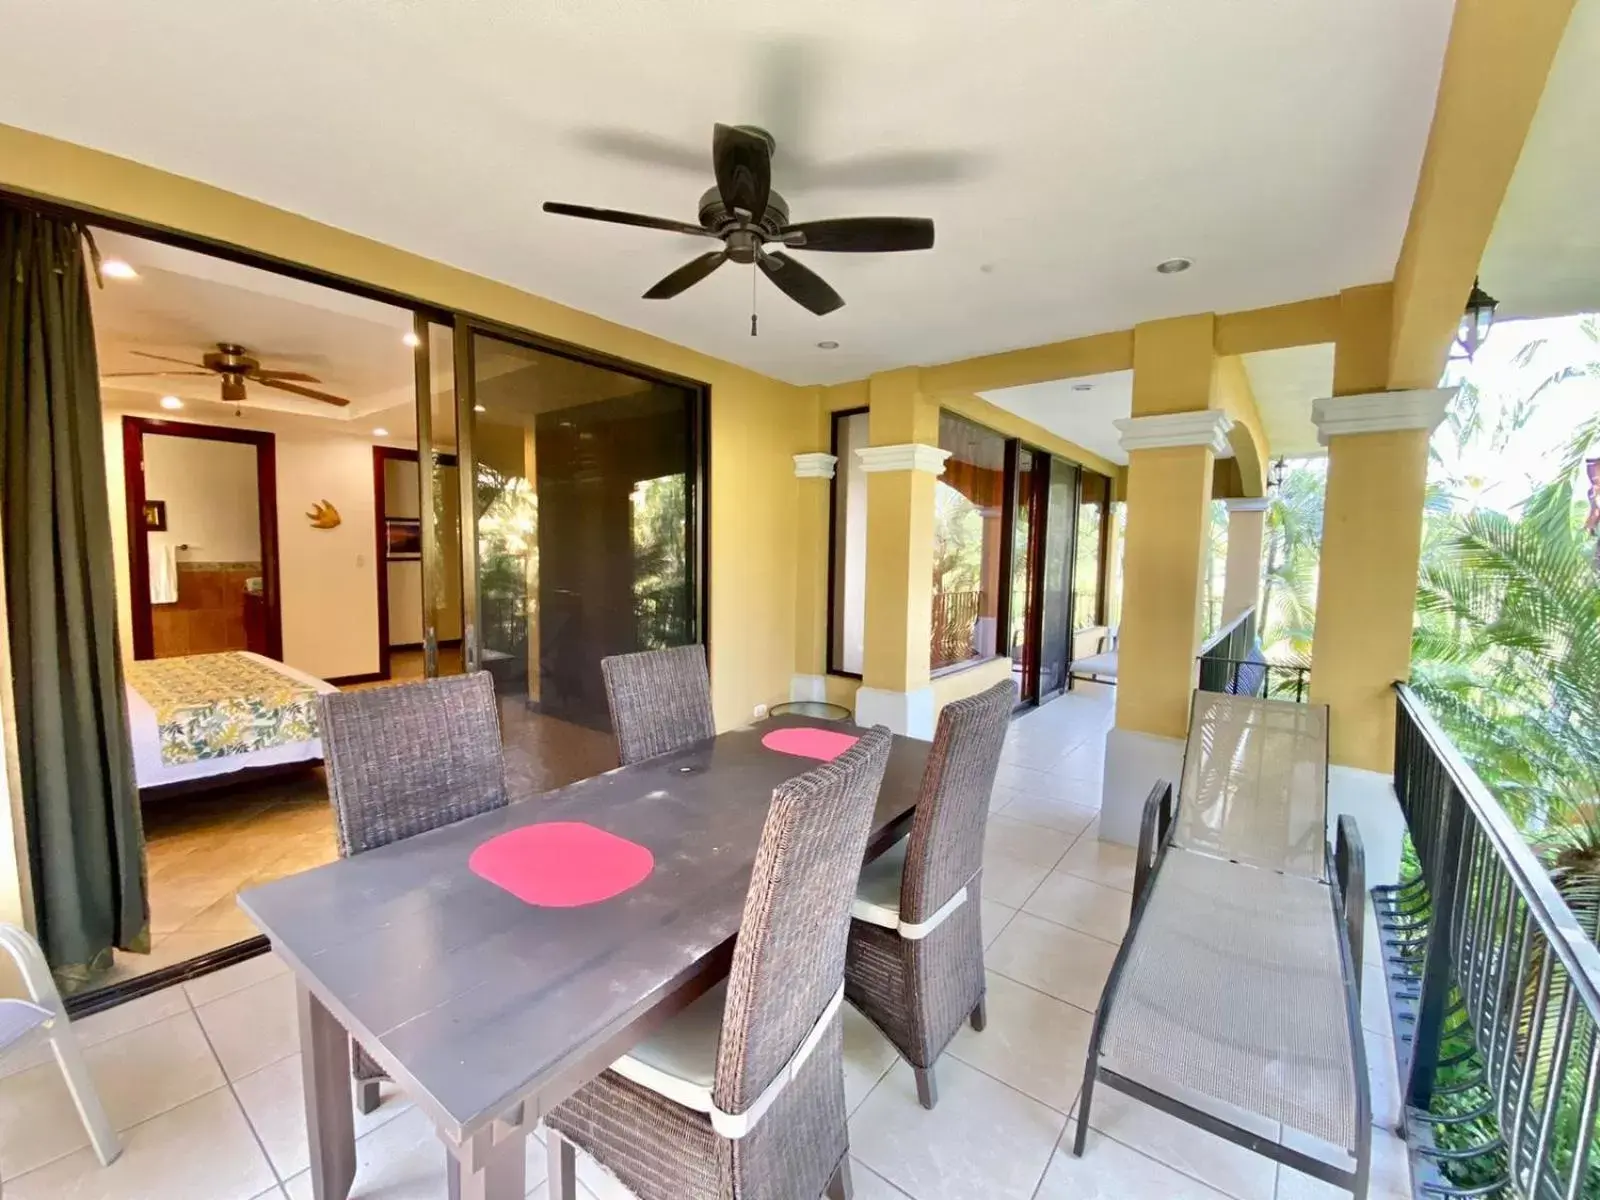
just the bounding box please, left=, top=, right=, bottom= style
left=1098, top=727, right=1185, bottom=846
left=789, top=674, right=828, bottom=703
left=854, top=686, right=936, bottom=740
left=1328, top=764, right=1404, bottom=887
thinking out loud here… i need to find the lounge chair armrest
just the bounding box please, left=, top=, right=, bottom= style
left=1133, top=780, right=1174, bottom=904
left=1334, top=815, right=1365, bottom=996
left=0, top=922, right=65, bottom=1016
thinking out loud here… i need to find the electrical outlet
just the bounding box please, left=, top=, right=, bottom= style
left=753, top=703, right=769, bottom=720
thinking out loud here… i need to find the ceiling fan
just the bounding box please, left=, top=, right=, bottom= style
left=543, top=123, right=935, bottom=318
left=103, top=343, right=351, bottom=407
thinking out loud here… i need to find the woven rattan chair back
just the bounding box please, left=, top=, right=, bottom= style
left=899, top=679, right=1014, bottom=925
left=601, top=645, right=716, bottom=766
left=317, top=671, right=508, bottom=858
left=711, top=725, right=893, bottom=1118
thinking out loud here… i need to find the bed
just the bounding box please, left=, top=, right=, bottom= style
left=124, top=651, right=339, bottom=790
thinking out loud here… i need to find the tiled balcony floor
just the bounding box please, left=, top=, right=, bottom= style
left=0, top=682, right=1413, bottom=1199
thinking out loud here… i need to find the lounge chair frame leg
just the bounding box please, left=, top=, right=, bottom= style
left=914, top=1065, right=938, bottom=1109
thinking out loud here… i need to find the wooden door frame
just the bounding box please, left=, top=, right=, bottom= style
left=372, top=445, right=458, bottom=680
left=123, top=416, right=282, bottom=661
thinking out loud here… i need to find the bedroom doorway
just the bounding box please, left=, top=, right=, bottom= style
left=121, top=417, right=283, bottom=663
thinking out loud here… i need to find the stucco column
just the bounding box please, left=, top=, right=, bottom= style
left=1221, top=497, right=1270, bottom=623
left=857, top=369, right=948, bottom=738
left=1099, top=315, right=1230, bottom=844
left=790, top=452, right=838, bottom=704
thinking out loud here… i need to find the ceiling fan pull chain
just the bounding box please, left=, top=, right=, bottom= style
left=750, top=262, right=759, bottom=337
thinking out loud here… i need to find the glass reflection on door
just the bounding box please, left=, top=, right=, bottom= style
left=1071, top=471, right=1111, bottom=673
left=1007, top=448, right=1043, bottom=704
left=421, top=321, right=465, bottom=677
left=1037, top=457, right=1079, bottom=698
left=465, top=332, right=699, bottom=791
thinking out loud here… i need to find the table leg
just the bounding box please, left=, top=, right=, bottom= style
left=446, top=1126, right=526, bottom=1200
left=297, top=982, right=356, bottom=1200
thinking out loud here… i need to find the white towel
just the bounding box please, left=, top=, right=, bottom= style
left=149, top=539, right=178, bottom=605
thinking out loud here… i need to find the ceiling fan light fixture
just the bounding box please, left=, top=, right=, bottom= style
left=159, top=395, right=183, bottom=410
left=102, top=259, right=139, bottom=280
left=1155, top=257, right=1193, bottom=275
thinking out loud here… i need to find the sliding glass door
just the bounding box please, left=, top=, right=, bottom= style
left=1037, top=457, right=1079, bottom=699
left=453, top=326, right=702, bottom=789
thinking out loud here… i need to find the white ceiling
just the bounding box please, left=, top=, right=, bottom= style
left=0, top=0, right=1455, bottom=386
left=1242, top=343, right=1335, bottom=458
left=980, top=373, right=1133, bottom=465
left=1481, top=0, right=1600, bottom=320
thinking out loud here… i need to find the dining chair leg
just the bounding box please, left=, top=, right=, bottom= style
left=969, top=996, right=987, bottom=1032
left=825, top=1156, right=854, bottom=1200
left=913, top=1064, right=938, bottom=1110
left=546, top=1128, right=577, bottom=1200
left=298, top=983, right=356, bottom=1200
left=355, top=1077, right=381, bottom=1116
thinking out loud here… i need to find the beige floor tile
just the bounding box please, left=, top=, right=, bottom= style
left=195, top=972, right=299, bottom=1079
left=850, top=1158, right=915, bottom=1199
left=0, top=986, right=190, bottom=1080
left=949, top=971, right=1092, bottom=1112
left=850, top=1058, right=1066, bottom=1200
left=980, top=897, right=1017, bottom=948
left=981, top=846, right=1056, bottom=908
left=986, top=814, right=1078, bottom=867
left=575, top=1148, right=642, bottom=1199
left=527, top=1181, right=602, bottom=1200
left=3, top=1087, right=275, bottom=1200
left=1022, top=871, right=1132, bottom=944
left=283, top=1106, right=548, bottom=1200
left=183, top=952, right=290, bottom=1007
left=991, top=789, right=1098, bottom=837
left=234, top=1052, right=414, bottom=1179
left=986, top=913, right=1117, bottom=1012
left=180, top=891, right=263, bottom=937
left=1038, top=1124, right=1233, bottom=1200
left=1276, top=1125, right=1412, bottom=1199
left=1084, top=1087, right=1279, bottom=1200
left=1059, top=836, right=1137, bottom=893
left=0, top=1010, right=225, bottom=1179
left=1360, top=967, right=1396, bottom=1037
left=994, top=762, right=1092, bottom=802
left=843, top=1003, right=900, bottom=1114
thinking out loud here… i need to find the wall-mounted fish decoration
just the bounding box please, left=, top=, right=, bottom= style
left=307, top=500, right=341, bottom=530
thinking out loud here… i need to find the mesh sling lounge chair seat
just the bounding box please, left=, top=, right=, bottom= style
left=546, top=726, right=895, bottom=1200
left=844, top=679, right=1015, bottom=1110
left=1074, top=691, right=1372, bottom=1198
left=315, top=671, right=509, bottom=1116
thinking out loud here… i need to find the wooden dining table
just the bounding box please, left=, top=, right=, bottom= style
left=237, top=714, right=930, bottom=1200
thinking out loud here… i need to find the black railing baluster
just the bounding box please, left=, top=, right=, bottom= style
left=1410, top=785, right=1469, bottom=1111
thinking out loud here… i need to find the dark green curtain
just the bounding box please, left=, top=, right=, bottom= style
left=0, top=204, right=148, bottom=990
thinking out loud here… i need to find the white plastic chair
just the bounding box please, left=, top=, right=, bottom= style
left=0, top=923, right=120, bottom=1189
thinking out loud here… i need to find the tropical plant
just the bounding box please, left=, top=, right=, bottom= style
left=1258, top=459, right=1325, bottom=663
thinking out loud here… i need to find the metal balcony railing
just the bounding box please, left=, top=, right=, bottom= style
left=1378, top=685, right=1600, bottom=1199
left=1196, top=607, right=1256, bottom=693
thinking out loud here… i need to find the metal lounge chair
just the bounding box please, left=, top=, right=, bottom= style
left=1074, top=692, right=1371, bottom=1197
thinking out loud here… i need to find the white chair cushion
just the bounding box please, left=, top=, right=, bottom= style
left=851, top=835, right=909, bottom=929
left=611, top=980, right=726, bottom=1114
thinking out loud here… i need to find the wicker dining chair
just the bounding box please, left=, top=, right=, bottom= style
left=316, top=670, right=508, bottom=1114
left=601, top=645, right=717, bottom=765
left=546, top=725, right=895, bottom=1200
left=844, top=678, right=1015, bottom=1109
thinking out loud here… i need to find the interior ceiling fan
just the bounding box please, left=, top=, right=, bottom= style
left=103, top=342, right=350, bottom=407
left=543, top=123, right=935, bottom=318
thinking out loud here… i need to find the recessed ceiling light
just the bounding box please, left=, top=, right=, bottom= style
left=1072, top=383, right=1093, bottom=392
left=816, top=340, right=840, bottom=350
left=372, top=427, right=389, bottom=437
left=473, top=404, right=487, bottom=413
left=1155, top=257, right=1193, bottom=275
left=101, top=259, right=138, bottom=280
left=402, top=331, right=421, bottom=348
left=159, top=395, right=183, bottom=410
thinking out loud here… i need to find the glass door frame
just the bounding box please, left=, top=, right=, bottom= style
left=1037, top=454, right=1081, bottom=705
left=443, top=316, right=711, bottom=678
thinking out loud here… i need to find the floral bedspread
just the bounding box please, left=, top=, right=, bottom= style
left=126, top=653, right=321, bottom=766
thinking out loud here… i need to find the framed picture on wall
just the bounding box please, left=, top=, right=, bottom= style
left=143, top=500, right=167, bottom=532
left=386, top=518, right=421, bottom=560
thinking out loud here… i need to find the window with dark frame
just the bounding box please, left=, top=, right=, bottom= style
left=932, top=413, right=1008, bottom=674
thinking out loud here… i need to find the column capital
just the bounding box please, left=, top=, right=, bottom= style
left=1311, top=387, right=1455, bottom=446
left=856, top=443, right=951, bottom=475
left=1225, top=497, right=1272, bottom=514
left=1114, top=410, right=1233, bottom=455
left=792, top=452, right=837, bottom=479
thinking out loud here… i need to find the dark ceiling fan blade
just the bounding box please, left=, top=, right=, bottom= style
left=643, top=250, right=729, bottom=300
left=712, top=124, right=772, bottom=222
left=542, top=202, right=715, bottom=239
left=757, top=250, right=844, bottom=316
left=780, top=217, right=935, bottom=253
left=251, top=369, right=321, bottom=383
left=132, top=351, right=210, bottom=369
left=258, top=378, right=351, bottom=407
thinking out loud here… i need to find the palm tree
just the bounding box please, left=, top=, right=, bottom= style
left=1258, top=460, right=1324, bottom=663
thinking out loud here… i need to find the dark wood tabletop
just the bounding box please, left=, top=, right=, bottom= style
left=238, top=714, right=929, bottom=1150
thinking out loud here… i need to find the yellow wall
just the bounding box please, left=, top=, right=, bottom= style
left=931, top=656, right=1014, bottom=715
left=1210, top=355, right=1269, bottom=497
left=0, top=124, right=814, bottom=736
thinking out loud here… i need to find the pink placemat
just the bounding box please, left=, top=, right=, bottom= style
left=761, top=726, right=861, bottom=762
left=469, top=822, right=654, bottom=907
